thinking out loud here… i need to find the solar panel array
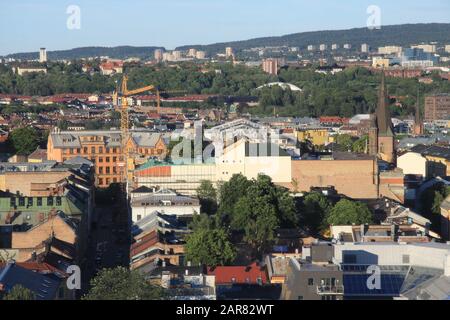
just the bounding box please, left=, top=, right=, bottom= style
left=343, top=274, right=406, bottom=296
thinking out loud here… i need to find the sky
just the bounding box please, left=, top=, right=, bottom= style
left=0, top=0, right=449, bottom=55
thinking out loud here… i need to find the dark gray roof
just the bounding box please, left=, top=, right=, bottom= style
left=411, top=144, right=450, bottom=160
left=0, top=262, right=62, bottom=300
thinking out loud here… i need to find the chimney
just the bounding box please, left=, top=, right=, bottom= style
left=391, top=224, right=396, bottom=241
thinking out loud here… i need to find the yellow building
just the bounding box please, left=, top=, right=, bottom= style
left=296, top=128, right=334, bottom=146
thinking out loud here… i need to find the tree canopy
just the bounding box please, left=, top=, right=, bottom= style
left=83, top=267, right=166, bottom=300
left=2, top=285, right=36, bottom=300
left=326, top=199, right=373, bottom=226
left=8, top=127, right=42, bottom=155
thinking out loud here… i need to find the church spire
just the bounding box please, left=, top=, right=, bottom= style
left=376, top=72, right=393, bottom=137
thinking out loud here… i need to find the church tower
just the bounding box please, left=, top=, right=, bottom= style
left=369, top=72, right=396, bottom=163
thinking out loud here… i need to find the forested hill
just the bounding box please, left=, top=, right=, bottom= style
left=176, top=23, right=450, bottom=54
left=4, top=46, right=165, bottom=61
left=4, top=23, right=450, bottom=60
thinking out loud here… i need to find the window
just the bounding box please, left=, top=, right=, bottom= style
left=98, top=178, right=103, bottom=185
left=99, top=147, right=103, bottom=154
left=69, top=149, right=74, bottom=154
left=76, top=148, right=81, bottom=154
left=19, top=197, right=25, bottom=206
left=113, top=156, right=117, bottom=162
left=137, top=215, right=142, bottom=221
left=47, top=197, right=54, bottom=206
left=106, top=157, right=110, bottom=163
left=10, top=197, right=16, bottom=207
left=113, top=148, right=117, bottom=153
left=231, top=277, right=236, bottom=283
left=402, top=254, right=410, bottom=264
left=105, top=178, right=110, bottom=185
left=91, top=147, right=95, bottom=154
left=99, top=167, right=103, bottom=174
left=98, top=157, right=103, bottom=163
left=27, top=198, right=33, bottom=206
left=56, top=197, right=62, bottom=206
left=106, top=147, right=110, bottom=154
left=308, top=278, right=314, bottom=286
left=106, top=167, right=110, bottom=174
left=113, top=178, right=117, bottom=183
left=37, top=197, right=42, bottom=206
left=113, top=167, right=117, bottom=174
left=83, top=147, right=88, bottom=154
left=298, top=296, right=303, bottom=300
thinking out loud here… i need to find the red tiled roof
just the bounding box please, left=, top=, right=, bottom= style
left=207, top=262, right=269, bottom=285
left=130, top=230, right=160, bottom=257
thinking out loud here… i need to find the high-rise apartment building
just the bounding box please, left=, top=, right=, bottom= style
left=154, top=49, right=164, bottom=62
left=39, top=48, right=47, bottom=63
left=319, top=44, right=327, bottom=51
left=225, top=47, right=234, bottom=58
left=361, top=44, right=370, bottom=53
left=196, top=51, right=206, bottom=59
left=424, top=94, right=450, bottom=122
left=331, top=44, right=339, bottom=50
left=262, top=58, right=278, bottom=75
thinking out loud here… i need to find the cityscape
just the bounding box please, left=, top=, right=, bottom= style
left=1, top=0, right=450, bottom=307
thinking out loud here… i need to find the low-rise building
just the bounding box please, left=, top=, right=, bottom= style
left=131, top=189, right=200, bottom=222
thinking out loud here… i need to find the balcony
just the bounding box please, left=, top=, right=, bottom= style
left=317, top=285, right=344, bottom=295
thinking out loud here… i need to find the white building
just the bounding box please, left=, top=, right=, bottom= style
left=39, top=48, right=47, bottom=63
left=319, top=44, right=327, bottom=51
left=331, top=44, right=339, bottom=50
left=361, top=43, right=370, bottom=53
left=131, top=189, right=200, bottom=222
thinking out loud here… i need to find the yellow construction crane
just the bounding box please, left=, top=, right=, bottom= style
left=113, top=75, right=155, bottom=192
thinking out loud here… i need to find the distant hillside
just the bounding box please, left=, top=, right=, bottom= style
left=176, top=23, right=450, bottom=54
left=4, top=23, right=450, bottom=60
left=5, top=46, right=165, bottom=61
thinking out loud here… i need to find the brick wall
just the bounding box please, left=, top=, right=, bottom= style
left=286, top=159, right=379, bottom=199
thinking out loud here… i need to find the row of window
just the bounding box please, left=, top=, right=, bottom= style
left=98, top=177, right=118, bottom=186
left=65, top=146, right=121, bottom=155
left=10, top=196, right=62, bottom=208
left=97, top=166, right=120, bottom=174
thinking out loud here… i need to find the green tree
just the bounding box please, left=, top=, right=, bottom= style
left=8, top=127, right=40, bottom=155
left=83, top=267, right=166, bottom=300
left=228, top=175, right=297, bottom=255
left=3, top=285, right=36, bottom=300
left=326, top=199, right=373, bottom=226
left=299, top=192, right=332, bottom=235
left=185, top=228, right=236, bottom=266
left=352, top=135, right=369, bottom=153
left=336, top=134, right=354, bottom=151
left=217, top=174, right=252, bottom=224
left=196, top=180, right=218, bottom=215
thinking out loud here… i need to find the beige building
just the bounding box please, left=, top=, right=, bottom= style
left=378, top=46, right=403, bottom=55
left=411, top=44, right=436, bottom=53
left=372, top=57, right=390, bottom=68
